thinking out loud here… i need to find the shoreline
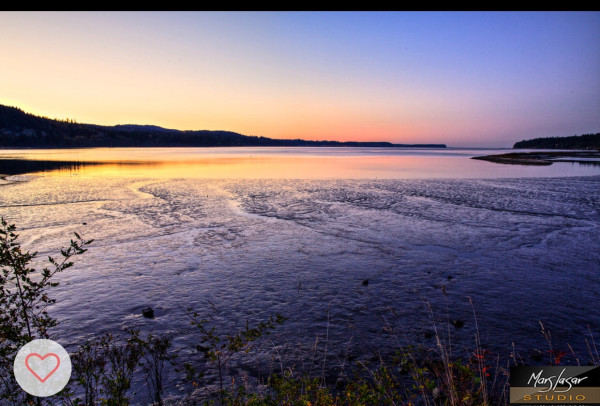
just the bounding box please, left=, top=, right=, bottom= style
left=472, top=150, right=600, bottom=166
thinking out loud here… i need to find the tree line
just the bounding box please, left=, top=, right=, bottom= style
left=0, top=105, right=445, bottom=149
left=514, top=133, right=600, bottom=150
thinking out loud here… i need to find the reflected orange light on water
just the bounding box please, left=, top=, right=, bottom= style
left=37, top=156, right=461, bottom=179
left=2, top=147, right=600, bottom=179
left=1, top=148, right=465, bottom=179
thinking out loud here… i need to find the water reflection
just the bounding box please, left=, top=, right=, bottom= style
left=1, top=147, right=600, bottom=179
left=0, top=159, right=101, bottom=175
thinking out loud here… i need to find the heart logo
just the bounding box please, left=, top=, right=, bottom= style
left=25, top=353, right=61, bottom=383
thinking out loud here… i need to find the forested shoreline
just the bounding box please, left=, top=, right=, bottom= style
left=0, top=105, right=445, bottom=149
left=514, top=133, right=600, bottom=150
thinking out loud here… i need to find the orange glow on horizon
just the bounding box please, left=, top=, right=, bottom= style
left=0, top=97, right=435, bottom=144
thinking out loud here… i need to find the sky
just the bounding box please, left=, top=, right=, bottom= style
left=1, top=11, right=599, bottom=148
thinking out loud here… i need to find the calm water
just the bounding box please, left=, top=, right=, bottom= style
left=1, top=147, right=599, bottom=403
left=2, top=146, right=600, bottom=179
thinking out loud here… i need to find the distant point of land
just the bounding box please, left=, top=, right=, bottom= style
left=472, top=133, right=600, bottom=166
left=0, top=104, right=445, bottom=149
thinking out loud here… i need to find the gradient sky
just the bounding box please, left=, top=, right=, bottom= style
left=1, top=11, right=599, bottom=147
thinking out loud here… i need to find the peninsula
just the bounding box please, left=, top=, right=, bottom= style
left=472, top=133, right=600, bottom=166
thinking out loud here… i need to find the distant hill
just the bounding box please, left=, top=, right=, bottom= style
left=113, top=124, right=179, bottom=132
left=0, top=105, right=445, bottom=149
left=514, top=133, right=600, bottom=150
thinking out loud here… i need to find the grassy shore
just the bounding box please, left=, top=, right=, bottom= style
left=472, top=151, right=600, bottom=166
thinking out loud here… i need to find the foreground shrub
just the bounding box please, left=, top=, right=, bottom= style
left=0, top=217, right=92, bottom=404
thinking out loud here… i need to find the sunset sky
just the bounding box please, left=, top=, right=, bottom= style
left=1, top=11, right=599, bottom=147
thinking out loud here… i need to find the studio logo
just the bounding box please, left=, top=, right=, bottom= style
left=510, top=366, right=600, bottom=405
left=14, top=339, right=72, bottom=397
